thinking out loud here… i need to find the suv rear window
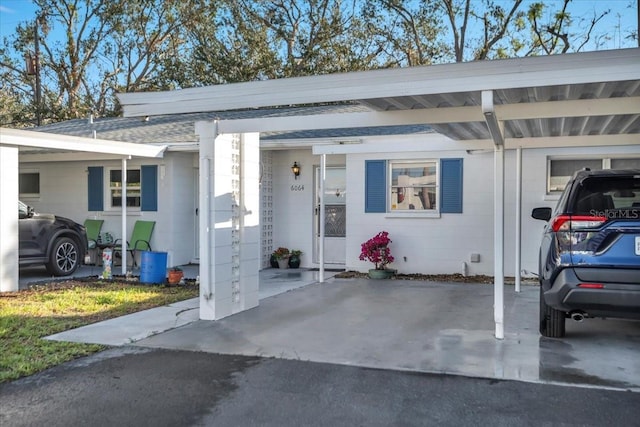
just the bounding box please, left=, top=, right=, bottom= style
left=573, top=175, right=640, bottom=215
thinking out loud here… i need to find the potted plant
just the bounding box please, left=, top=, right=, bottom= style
left=359, top=231, right=396, bottom=279
left=289, top=250, right=303, bottom=268
left=272, top=247, right=291, bottom=269
left=167, top=266, right=184, bottom=285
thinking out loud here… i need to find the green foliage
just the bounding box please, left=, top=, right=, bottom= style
left=0, top=281, right=198, bottom=383
left=0, top=0, right=633, bottom=127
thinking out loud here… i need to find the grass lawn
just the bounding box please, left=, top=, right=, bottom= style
left=0, top=280, right=198, bottom=383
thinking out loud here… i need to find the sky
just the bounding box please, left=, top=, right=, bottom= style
left=0, top=0, right=638, bottom=50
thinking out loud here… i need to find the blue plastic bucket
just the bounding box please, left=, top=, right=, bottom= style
left=140, top=251, right=168, bottom=284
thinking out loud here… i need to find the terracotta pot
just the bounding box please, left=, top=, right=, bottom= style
left=167, top=270, right=183, bottom=285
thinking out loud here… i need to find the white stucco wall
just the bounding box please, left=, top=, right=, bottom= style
left=341, top=142, right=640, bottom=277
left=346, top=145, right=493, bottom=276
left=162, top=152, right=198, bottom=266
left=263, top=137, right=639, bottom=278
left=269, top=149, right=345, bottom=268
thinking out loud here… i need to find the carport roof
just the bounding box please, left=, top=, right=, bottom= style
left=0, top=127, right=166, bottom=157
left=19, top=105, right=433, bottom=152
left=117, top=48, right=640, bottom=145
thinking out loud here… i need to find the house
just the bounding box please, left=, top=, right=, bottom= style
left=16, top=105, right=435, bottom=271
left=4, top=48, right=639, bottom=338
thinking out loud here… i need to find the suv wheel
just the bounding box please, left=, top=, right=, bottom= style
left=46, top=237, right=80, bottom=276
left=539, top=285, right=566, bottom=338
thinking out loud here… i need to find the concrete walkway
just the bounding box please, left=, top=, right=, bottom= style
left=45, top=268, right=337, bottom=346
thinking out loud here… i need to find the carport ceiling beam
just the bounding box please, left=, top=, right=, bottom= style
left=482, top=91, right=504, bottom=146
left=217, top=96, right=640, bottom=136
left=497, top=97, right=640, bottom=120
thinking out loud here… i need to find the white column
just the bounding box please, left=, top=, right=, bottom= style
left=319, top=154, right=326, bottom=283
left=196, top=121, right=217, bottom=320
left=196, top=121, right=261, bottom=321
left=494, top=145, right=505, bottom=340
left=238, top=132, right=260, bottom=313
left=121, top=157, right=128, bottom=274
left=0, top=146, right=19, bottom=292
left=515, top=147, right=522, bottom=293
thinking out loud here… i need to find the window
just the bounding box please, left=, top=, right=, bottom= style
left=548, top=157, right=640, bottom=193
left=19, top=172, right=40, bottom=197
left=365, top=159, right=462, bottom=214
left=390, top=161, right=437, bottom=211
left=611, top=158, right=640, bottom=169
left=87, top=165, right=157, bottom=212
left=109, top=169, right=141, bottom=208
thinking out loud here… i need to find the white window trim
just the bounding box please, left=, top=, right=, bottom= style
left=19, top=169, right=41, bottom=199
left=106, top=167, right=142, bottom=211
left=388, top=159, right=439, bottom=214
left=546, top=156, right=640, bottom=195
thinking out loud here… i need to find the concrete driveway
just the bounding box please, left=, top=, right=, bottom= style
left=37, top=267, right=640, bottom=392
left=135, top=277, right=640, bottom=391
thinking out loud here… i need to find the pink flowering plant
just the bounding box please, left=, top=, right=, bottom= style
left=359, top=231, right=394, bottom=270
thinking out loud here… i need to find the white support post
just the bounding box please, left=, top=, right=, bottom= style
left=515, top=147, right=522, bottom=293
left=121, top=157, right=128, bottom=274
left=197, top=121, right=217, bottom=320
left=0, top=146, right=19, bottom=292
left=319, top=154, right=326, bottom=283
left=494, top=145, right=505, bottom=340
left=238, top=132, right=261, bottom=312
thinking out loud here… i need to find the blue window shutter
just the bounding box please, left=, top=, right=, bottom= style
left=365, top=160, right=386, bottom=213
left=141, top=165, right=158, bottom=211
left=87, top=166, right=103, bottom=211
left=440, top=159, right=463, bottom=213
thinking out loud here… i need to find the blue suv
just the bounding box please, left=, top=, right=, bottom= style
left=531, top=169, right=640, bottom=337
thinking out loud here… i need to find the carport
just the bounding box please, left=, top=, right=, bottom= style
left=0, top=128, right=166, bottom=292
left=119, top=48, right=638, bottom=338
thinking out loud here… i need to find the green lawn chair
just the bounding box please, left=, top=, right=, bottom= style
left=83, top=219, right=103, bottom=264
left=113, top=220, right=155, bottom=268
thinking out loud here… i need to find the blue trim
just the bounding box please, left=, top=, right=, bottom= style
left=440, top=158, right=463, bottom=213
left=87, top=166, right=103, bottom=211
left=141, top=165, right=158, bottom=211
left=365, top=160, right=386, bottom=213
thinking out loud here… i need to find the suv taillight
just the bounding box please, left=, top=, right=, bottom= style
left=551, top=215, right=607, bottom=232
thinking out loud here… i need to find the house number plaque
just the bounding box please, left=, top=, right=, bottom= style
left=291, top=184, right=305, bottom=191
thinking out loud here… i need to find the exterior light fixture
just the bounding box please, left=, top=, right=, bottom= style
left=291, top=162, right=301, bottom=179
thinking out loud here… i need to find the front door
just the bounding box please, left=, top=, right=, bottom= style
left=313, top=166, right=346, bottom=264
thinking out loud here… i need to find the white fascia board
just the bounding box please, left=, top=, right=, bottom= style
left=118, top=49, right=640, bottom=117
left=19, top=152, right=133, bottom=163
left=218, top=107, right=483, bottom=134
left=1, top=128, right=167, bottom=158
